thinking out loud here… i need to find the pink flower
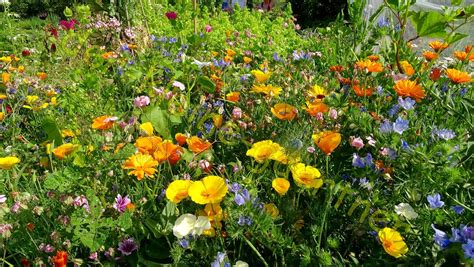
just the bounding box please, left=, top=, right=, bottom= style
left=329, top=108, right=338, bottom=120
left=172, top=81, right=185, bottom=90
left=350, top=136, right=364, bottom=150
left=307, top=146, right=316, bottom=153
left=315, top=112, right=324, bottom=121
left=113, top=194, right=131, bottom=213
left=205, top=25, right=212, bottom=33
left=232, top=107, right=242, bottom=119
left=59, top=19, right=78, bottom=30
left=133, top=95, right=150, bottom=108
left=165, top=11, right=177, bottom=20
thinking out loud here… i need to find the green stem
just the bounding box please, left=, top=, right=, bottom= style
left=243, top=236, right=269, bottom=267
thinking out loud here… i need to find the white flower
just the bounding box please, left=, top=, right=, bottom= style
left=173, top=214, right=211, bottom=239
left=192, top=59, right=211, bottom=69
left=172, top=81, right=185, bottom=91
left=234, top=260, right=249, bottom=267
left=395, top=203, right=418, bottom=220
left=0, top=195, right=6, bottom=203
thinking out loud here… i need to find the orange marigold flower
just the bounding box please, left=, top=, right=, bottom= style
left=356, top=59, right=383, bottom=73
left=226, top=91, right=240, bottom=102
left=153, top=140, right=183, bottom=165
left=446, top=69, right=471, bottom=84
left=367, top=55, right=379, bottom=61
left=429, top=41, right=448, bottom=53
left=353, top=85, right=373, bottom=97
left=422, top=51, right=438, bottom=61
left=91, top=115, right=117, bottom=130
left=123, top=153, right=158, bottom=180
left=305, top=101, right=329, bottom=116
left=312, top=131, right=342, bottom=155
left=187, top=136, right=212, bottom=154
left=52, top=251, right=68, bottom=267
left=393, top=80, right=425, bottom=102
left=175, top=133, right=187, bottom=146
left=271, top=103, right=298, bottom=121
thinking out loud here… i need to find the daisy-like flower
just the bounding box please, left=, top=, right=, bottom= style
left=429, top=41, right=448, bottom=52
left=122, top=153, right=158, bottom=180
left=393, top=80, right=425, bottom=102
left=445, top=69, right=471, bottom=84
left=250, top=70, right=271, bottom=83
left=422, top=51, right=438, bottom=61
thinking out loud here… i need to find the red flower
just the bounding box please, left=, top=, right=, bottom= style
left=52, top=251, right=68, bottom=267
left=22, top=50, right=31, bottom=57
left=165, top=11, right=177, bottom=20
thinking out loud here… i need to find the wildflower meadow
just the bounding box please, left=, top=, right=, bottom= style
left=0, top=0, right=473, bottom=266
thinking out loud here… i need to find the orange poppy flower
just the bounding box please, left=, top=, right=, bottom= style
left=393, top=80, right=425, bottom=102
left=122, top=153, right=158, bottom=180
left=52, top=251, right=68, bottom=267
left=312, top=131, right=342, bottom=155
left=187, top=136, right=212, bottom=154
left=446, top=69, right=471, bottom=84
left=271, top=103, right=298, bottom=121
left=226, top=92, right=240, bottom=102
left=306, top=102, right=329, bottom=116
left=153, top=140, right=183, bottom=164
left=226, top=49, right=237, bottom=57
left=353, top=85, right=373, bottom=97
left=36, top=72, right=47, bottom=80
left=422, top=51, right=438, bottom=61
left=135, top=136, right=163, bottom=154
left=52, top=143, right=78, bottom=160
left=175, top=133, right=187, bottom=146
left=91, top=115, right=117, bottom=130
left=429, top=41, right=448, bottom=53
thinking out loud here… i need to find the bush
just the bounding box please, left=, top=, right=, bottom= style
left=289, top=0, right=347, bottom=27
left=9, top=0, right=85, bottom=17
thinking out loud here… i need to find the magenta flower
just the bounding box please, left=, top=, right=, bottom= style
left=350, top=136, right=364, bottom=150
left=113, top=194, right=131, bottom=213
left=165, top=11, right=177, bottom=20
left=118, top=238, right=138, bottom=255
left=59, top=19, right=78, bottom=30
left=133, top=95, right=150, bottom=108
left=205, top=25, right=213, bottom=33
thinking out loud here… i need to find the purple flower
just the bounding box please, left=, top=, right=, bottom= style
left=237, top=215, right=253, bottom=226
left=380, top=120, right=393, bottom=133
left=398, top=97, right=415, bottom=110
left=462, top=240, right=474, bottom=259
left=352, top=153, right=374, bottom=168
left=179, top=238, right=189, bottom=248
left=234, top=189, right=251, bottom=206
left=388, top=104, right=400, bottom=117
left=451, top=205, right=464, bottom=215
left=450, top=227, right=465, bottom=243
left=73, top=195, right=90, bottom=212
left=113, top=194, right=131, bottom=213
left=229, top=183, right=241, bottom=193
left=401, top=139, right=410, bottom=151
left=432, top=128, right=456, bottom=140
left=427, top=193, right=444, bottom=209
left=211, top=252, right=226, bottom=267
left=118, top=238, right=138, bottom=256
left=431, top=224, right=450, bottom=249
left=133, top=95, right=150, bottom=108
left=273, top=52, right=280, bottom=61
left=393, top=117, right=409, bottom=134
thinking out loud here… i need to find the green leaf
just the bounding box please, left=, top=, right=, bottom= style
left=446, top=32, right=468, bottom=44
left=63, top=7, right=73, bottom=18
left=162, top=201, right=178, bottom=217
left=452, top=0, right=462, bottom=5
left=197, top=76, right=216, bottom=93
left=41, top=117, right=63, bottom=145
left=409, top=11, right=447, bottom=38
left=142, top=106, right=171, bottom=139
left=118, top=212, right=133, bottom=230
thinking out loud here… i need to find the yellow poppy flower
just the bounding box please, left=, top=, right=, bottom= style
left=251, top=84, right=282, bottom=97
left=272, top=178, right=290, bottom=195
left=0, top=156, right=20, bottom=170
left=290, top=163, right=323, bottom=189
left=378, top=228, right=408, bottom=258
left=188, top=176, right=228, bottom=204
left=0, top=112, right=4, bottom=122
left=139, top=122, right=154, bottom=136
left=122, top=153, right=158, bottom=180
left=166, top=180, right=193, bottom=203
left=246, top=140, right=283, bottom=163
left=250, top=70, right=272, bottom=83
left=264, top=203, right=279, bottom=218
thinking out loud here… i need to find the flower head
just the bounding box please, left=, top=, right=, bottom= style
left=251, top=84, right=282, bottom=97
left=272, top=178, right=290, bottom=195
left=290, top=163, right=323, bottom=189
left=165, top=11, right=177, bottom=20
left=400, top=61, right=415, bottom=76
left=0, top=156, right=20, bottom=170
left=429, top=41, right=448, bottom=52
left=133, top=95, right=150, bottom=108
left=312, top=131, right=341, bottom=155
left=186, top=136, right=212, bottom=154
left=52, top=251, right=68, bottom=267
left=394, top=203, right=418, bottom=220
left=92, top=115, right=117, bottom=130
left=356, top=59, right=383, bottom=73
left=393, top=117, right=409, bottom=135
left=52, top=143, right=78, bottom=160
left=462, top=240, right=474, bottom=259
left=393, top=80, right=425, bottom=102
left=113, top=194, right=131, bottom=213
left=173, top=214, right=211, bottom=238
left=427, top=193, right=444, bottom=208
left=271, top=103, right=297, bottom=121
left=378, top=227, right=408, bottom=258
left=431, top=224, right=450, bottom=249
left=446, top=69, right=471, bottom=84
left=422, top=51, right=438, bottom=61
left=188, top=176, right=228, bottom=204
left=166, top=180, right=192, bottom=203
left=122, top=153, right=158, bottom=180
left=118, top=238, right=138, bottom=256
left=246, top=140, right=284, bottom=162
left=353, top=85, right=373, bottom=97
left=250, top=70, right=271, bottom=83
left=153, top=140, right=183, bottom=164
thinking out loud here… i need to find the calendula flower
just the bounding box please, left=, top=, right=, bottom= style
left=308, top=85, right=327, bottom=99
left=166, top=180, right=192, bottom=203
left=356, top=59, right=383, bottom=73
left=368, top=55, right=380, bottom=61
left=446, top=69, right=471, bottom=84
left=1, top=72, right=10, bottom=85
left=393, top=80, right=425, bottom=102
left=92, top=115, right=117, bottom=130
left=226, top=91, right=240, bottom=102
left=153, top=140, right=183, bottom=164
left=139, top=122, right=154, bottom=136
left=175, top=133, right=187, bottom=146
left=52, top=143, right=78, bottom=160
left=290, top=163, right=323, bottom=189
left=272, top=178, right=290, bottom=195
left=52, top=251, right=68, bottom=267
left=453, top=51, right=474, bottom=61
left=188, top=175, right=228, bottom=204
left=378, top=227, right=408, bottom=258
left=0, top=156, right=20, bottom=170
left=423, top=51, right=438, bottom=61
left=400, top=61, right=414, bottom=76
left=312, top=131, right=342, bottom=155
left=271, top=103, right=297, bottom=121
left=429, top=41, right=448, bottom=52
left=122, top=153, right=158, bottom=180
left=135, top=136, right=163, bottom=154
left=186, top=136, right=212, bottom=154
left=250, top=70, right=271, bottom=83
left=246, top=140, right=284, bottom=162
left=353, top=85, right=373, bottom=97
left=251, top=84, right=282, bottom=97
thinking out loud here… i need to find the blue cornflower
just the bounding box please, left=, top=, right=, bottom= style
left=179, top=238, right=189, bottom=248
left=462, top=240, right=474, bottom=259
left=393, top=117, right=409, bottom=134
left=432, top=128, right=456, bottom=140
left=451, top=205, right=464, bottom=215
left=380, top=120, right=393, bottom=133
left=427, top=193, right=445, bottom=209
left=398, top=97, right=415, bottom=110
left=378, top=17, right=390, bottom=27
left=388, top=104, right=399, bottom=117
left=431, top=224, right=450, bottom=249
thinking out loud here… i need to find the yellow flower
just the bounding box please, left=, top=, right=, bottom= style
left=308, top=85, right=327, bottom=99
left=226, top=49, right=236, bottom=57
left=264, top=203, right=279, bottom=218
left=52, top=143, right=79, bottom=160
left=400, top=61, right=414, bottom=76
left=139, top=122, right=154, bottom=136
left=243, top=56, right=252, bottom=64
left=271, top=103, right=298, bottom=121
left=313, top=131, right=342, bottom=155
left=272, top=178, right=290, bottom=195
left=188, top=176, right=228, bottom=204
left=250, top=70, right=272, bottom=83
left=166, top=180, right=193, bottom=203
left=246, top=140, right=283, bottom=163
left=122, top=153, right=158, bottom=180
left=61, top=129, right=76, bottom=138
left=2, top=72, right=10, bottom=85
left=0, top=156, right=20, bottom=170
left=251, top=84, right=282, bottom=97
left=0, top=112, right=4, bottom=121
left=290, top=163, right=323, bottom=189
left=378, top=228, right=408, bottom=258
